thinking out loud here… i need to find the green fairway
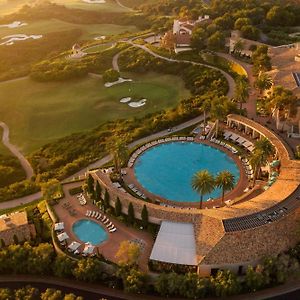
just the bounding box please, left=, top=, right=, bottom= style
left=0, top=19, right=138, bottom=41
left=53, top=0, right=130, bottom=12
left=0, top=73, right=190, bottom=154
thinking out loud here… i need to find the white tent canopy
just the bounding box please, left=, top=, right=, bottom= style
left=57, top=232, right=69, bottom=242
left=150, top=221, right=197, bottom=266
left=83, top=243, right=95, bottom=255
left=54, top=222, right=64, bottom=231
left=68, top=241, right=81, bottom=251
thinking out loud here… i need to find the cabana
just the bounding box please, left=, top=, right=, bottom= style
left=54, top=222, right=64, bottom=231
left=82, top=243, right=95, bottom=255
left=57, top=232, right=69, bottom=242
left=68, top=241, right=81, bottom=252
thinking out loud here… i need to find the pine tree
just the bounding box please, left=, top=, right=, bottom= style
left=127, top=203, right=135, bottom=225
left=87, top=174, right=94, bottom=194
left=104, top=189, right=110, bottom=211
left=115, top=197, right=122, bottom=217
left=141, top=205, right=149, bottom=229
left=95, top=181, right=102, bottom=201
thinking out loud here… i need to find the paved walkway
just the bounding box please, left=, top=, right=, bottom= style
left=0, top=122, right=34, bottom=179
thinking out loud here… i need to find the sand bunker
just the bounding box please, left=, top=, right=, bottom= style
left=94, top=36, right=106, bottom=41
left=128, top=99, right=147, bottom=108
left=82, top=0, right=106, bottom=3
left=120, top=97, right=132, bottom=103
left=0, top=34, right=42, bottom=46
left=0, top=21, right=27, bottom=29
left=105, top=77, right=132, bottom=87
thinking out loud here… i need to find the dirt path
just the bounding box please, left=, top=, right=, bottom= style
left=0, top=122, right=34, bottom=179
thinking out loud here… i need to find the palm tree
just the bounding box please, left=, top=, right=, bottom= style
left=234, top=77, right=249, bottom=111
left=254, top=73, right=273, bottom=95
left=191, top=170, right=215, bottom=209
left=215, top=171, right=235, bottom=204
left=254, top=137, right=275, bottom=159
left=249, top=149, right=268, bottom=187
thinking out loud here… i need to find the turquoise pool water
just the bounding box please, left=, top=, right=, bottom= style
left=73, top=219, right=108, bottom=245
left=134, top=142, right=240, bottom=202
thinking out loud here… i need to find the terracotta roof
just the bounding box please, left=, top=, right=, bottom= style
left=175, top=34, right=191, bottom=46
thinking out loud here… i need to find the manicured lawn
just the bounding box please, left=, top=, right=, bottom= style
left=0, top=19, right=138, bottom=41
left=53, top=0, right=130, bottom=12
left=83, top=43, right=114, bottom=53
left=0, top=73, right=190, bottom=154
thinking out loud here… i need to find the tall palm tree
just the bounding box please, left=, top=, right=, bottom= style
left=191, top=170, right=215, bottom=209
left=249, top=149, right=268, bottom=187
left=254, top=137, right=275, bottom=159
left=254, top=72, right=273, bottom=95
left=215, top=171, right=235, bottom=204
left=234, top=77, right=249, bottom=111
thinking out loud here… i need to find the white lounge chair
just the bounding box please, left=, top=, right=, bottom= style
left=109, top=228, right=117, bottom=233
left=106, top=222, right=113, bottom=227
left=97, top=213, right=102, bottom=220
left=104, top=219, right=110, bottom=225
left=94, top=212, right=99, bottom=219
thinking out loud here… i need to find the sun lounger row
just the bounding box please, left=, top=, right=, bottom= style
left=77, top=193, right=86, bottom=205
left=210, top=137, right=238, bottom=154
left=241, top=158, right=254, bottom=179
left=128, top=184, right=147, bottom=199
left=86, top=210, right=117, bottom=233
left=224, top=131, right=254, bottom=152
left=128, top=136, right=194, bottom=167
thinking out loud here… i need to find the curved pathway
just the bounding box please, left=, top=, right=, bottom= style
left=0, top=122, right=34, bottom=179
left=113, top=41, right=236, bottom=98
left=114, top=0, right=135, bottom=11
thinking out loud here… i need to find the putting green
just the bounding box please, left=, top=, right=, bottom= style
left=0, top=73, right=190, bottom=154
left=0, top=19, right=138, bottom=41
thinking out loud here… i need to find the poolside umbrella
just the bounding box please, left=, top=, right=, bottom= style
left=83, top=243, right=95, bottom=255
left=54, top=222, right=64, bottom=231
left=68, top=241, right=81, bottom=252
left=57, top=232, right=69, bottom=242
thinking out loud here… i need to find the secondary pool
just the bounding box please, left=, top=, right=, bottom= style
left=134, top=142, right=240, bottom=202
left=73, top=219, right=108, bottom=245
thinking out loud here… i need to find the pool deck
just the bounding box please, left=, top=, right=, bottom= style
left=122, top=138, right=249, bottom=209
left=53, top=183, right=154, bottom=272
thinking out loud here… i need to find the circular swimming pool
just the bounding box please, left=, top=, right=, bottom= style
left=73, top=219, right=108, bottom=245
left=134, top=142, right=240, bottom=202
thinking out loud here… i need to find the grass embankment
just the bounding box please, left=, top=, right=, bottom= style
left=0, top=73, right=190, bottom=153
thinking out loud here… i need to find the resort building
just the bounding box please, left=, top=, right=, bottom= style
left=0, top=211, right=36, bottom=245
left=92, top=114, right=300, bottom=276
left=161, top=15, right=210, bottom=53
left=268, top=43, right=300, bottom=136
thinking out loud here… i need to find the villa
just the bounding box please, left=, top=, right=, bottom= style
left=161, top=15, right=210, bottom=53
left=0, top=211, right=36, bottom=245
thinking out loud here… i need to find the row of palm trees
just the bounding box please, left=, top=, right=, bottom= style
left=192, top=170, right=235, bottom=209
left=192, top=137, right=275, bottom=209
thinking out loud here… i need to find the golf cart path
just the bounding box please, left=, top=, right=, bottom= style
left=0, top=122, right=34, bottom=179
left=113, top=41, right=236, bottom=99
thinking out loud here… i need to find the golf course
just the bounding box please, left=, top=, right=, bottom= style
left=0, top=72, right=190, bottom=154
